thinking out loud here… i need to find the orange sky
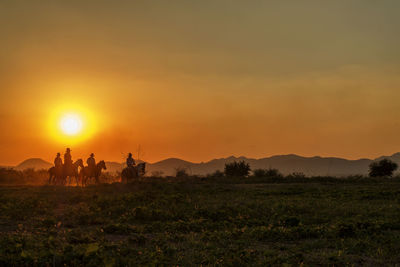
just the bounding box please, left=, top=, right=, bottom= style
left=1, top=1, right=400, bottom=165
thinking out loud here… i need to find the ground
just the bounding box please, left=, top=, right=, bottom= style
left=1, top=177, right=400, bottom=266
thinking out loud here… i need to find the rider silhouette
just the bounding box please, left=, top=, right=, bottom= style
left=64, top=148, right=73, bottom=169
left=54, top=153, right=63, bottom=169
left=126, top=153, right=136, bottom=168
left=87, top=153, right=96, bottom=173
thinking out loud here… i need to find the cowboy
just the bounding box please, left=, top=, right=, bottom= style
left=64, top=148, right=73, bottom=168
left=87, top=153, right=96, bottom=173
left=126, top=153, right=136, bottom=168
left=54, top=153, right=63, bottom=169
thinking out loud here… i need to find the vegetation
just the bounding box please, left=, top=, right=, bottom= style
left=224, top=160, right=251, bottom=177
left=253, top=168, right=282, bottom=178
left=1, top=176, right=400, bottom=265
left=175, top=167, right=189, bottom=178
left=0, top=168, right=48, bottom=185
left=369, top=159, right=398, bottom=177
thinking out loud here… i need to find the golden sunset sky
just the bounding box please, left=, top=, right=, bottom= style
left=1, top=1, right=400, bottom=165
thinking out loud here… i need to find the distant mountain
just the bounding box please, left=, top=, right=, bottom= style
left=145, top=153, right=400, bottom=176
left=8, top=152, right=400, bottom=176
left=146, top=158, right=196, bottom=176
left=15, top=158, right=52, bottom=171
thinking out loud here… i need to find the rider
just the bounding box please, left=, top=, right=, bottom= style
left=126, top=153, right=136, bottom=168
left=54, top=152, right=63, bottom=169
left=64, top=148, right=73, bottom=169
left=87, top=153, right=96, bottom=173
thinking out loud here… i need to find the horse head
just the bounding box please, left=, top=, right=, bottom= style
left=98, top=160, right=107, bottom=170
left=75, top=159, right=84, bottom=169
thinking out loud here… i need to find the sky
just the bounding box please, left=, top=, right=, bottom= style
left=1, top=0, right=400, bottom=165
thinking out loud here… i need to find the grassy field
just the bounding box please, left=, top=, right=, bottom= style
left=1, top=177, right=400, bottom=266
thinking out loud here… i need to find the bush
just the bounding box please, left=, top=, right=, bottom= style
left=253, top=168, right=282, bottom=178
left=206, top=170, right=224, bottom=178
left=175, top=167, right=189, bottom=178
left=253, top=169, right=267, bottom=177
left=224, top=161, right=250, bottom=177
left=0, top=168, right=48, bottom=185
left=286, top=172, right=306, bottom=179
left=369, top=159, right=398, bottom=177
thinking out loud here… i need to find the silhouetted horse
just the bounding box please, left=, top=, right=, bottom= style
left=121, top=163, right=146, bottom=183
left=48, top=166, right=63, bottom=185
left=48, top=159, right=84, bottom=186
left=67, top=159, right=84, bottom=185
left=80, top=160, right=107, bottom=186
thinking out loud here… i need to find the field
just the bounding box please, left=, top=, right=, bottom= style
left=1, top=177, right=400, bottom=266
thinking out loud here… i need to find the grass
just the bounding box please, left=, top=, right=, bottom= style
left=1, top=177, right=400, bottom=265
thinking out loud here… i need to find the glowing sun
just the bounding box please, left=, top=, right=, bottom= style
left=60, top=114, right=83, bottom=136
left=47, top=103, right=99, bottom=145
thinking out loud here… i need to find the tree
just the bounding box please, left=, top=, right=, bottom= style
left=224, top=161, right=250, bottom=177
left=369, top=159, right=398, bottom=177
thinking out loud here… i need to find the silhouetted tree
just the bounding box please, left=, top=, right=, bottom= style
left=224, top=161, right=250, bottom=177
left=369, top=159, right=398, bottom=177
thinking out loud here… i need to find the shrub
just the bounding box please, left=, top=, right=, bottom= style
left=224, top=161, right=250, bottom=177
left=264, top=168, right=282, bottom=177
left=253, top=169, right=267, bottom=177
left=253, top=168, right=282, bottom=178
left=369, top=159, right=398, bottom=177
left=207, top=170, right=224, bottom=178
left=175, top=167, right=189, bottom=178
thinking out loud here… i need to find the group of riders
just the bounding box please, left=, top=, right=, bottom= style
left=49, top=148, right=142, bottom=186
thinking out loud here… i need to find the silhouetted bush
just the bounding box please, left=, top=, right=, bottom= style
left=253, top=168, right=282, bottom=178
left=253, top=169, right=267, bottom=177
left=206, top=170, right=225, bottom=178
left=286, top=172, right=306, bottom=179
left=264, top=168, right=282, bottom=177
left=369, top=159, right=398, bottom=177
left=175, top=167, right=189, bottom=178
left=0, top=168, right=48, bottom=185
left=224, top=161, right=250, bottom=177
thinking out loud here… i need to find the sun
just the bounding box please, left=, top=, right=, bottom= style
left=60, top=114, right=83, bottom=136
left=46, top=103, right=99, bottom=145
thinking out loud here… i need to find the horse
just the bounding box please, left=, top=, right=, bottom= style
left=48, top=166, right=63, bottom=185
left=67, top=159, right=84, bottom=185
left=80, top=160, right=107, bottom=186
left=48, top=159, right=84, bottom=186
left=121, top=163, right=146, bottom=183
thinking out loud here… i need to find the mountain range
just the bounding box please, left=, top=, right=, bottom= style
left=7, top=153, right=400, bottom=177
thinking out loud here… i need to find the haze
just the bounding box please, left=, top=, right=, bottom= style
left=1, top=0, right=400, bottom=165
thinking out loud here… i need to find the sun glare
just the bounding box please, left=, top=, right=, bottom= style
left=60, top=114, right=83, bottom=135
left=46, top=102, right=99, bottom=145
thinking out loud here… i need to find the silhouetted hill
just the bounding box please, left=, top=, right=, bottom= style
left=146, top=158, right=195, bottom=176
left=144, top=153, right=400, bottom=176
left=15, top=158, right=52, bottom=171
left=8, top=153, right=400, bottom=176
